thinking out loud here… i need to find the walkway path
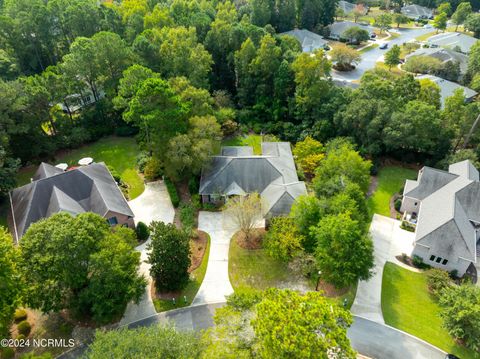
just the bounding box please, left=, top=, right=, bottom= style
left=351, top=214, right=415, bottom=324
left=119, top=181, right=175, bottom=326
left=192, top=211, right=238, bottom=305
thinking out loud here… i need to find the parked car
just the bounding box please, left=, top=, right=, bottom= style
left=370, top=33, right=377, bottom=38
left=379, top=43, right=388, bottom=50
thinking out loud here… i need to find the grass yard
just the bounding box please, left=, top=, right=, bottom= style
left=415, top=31, right=436, bottom=42
left=382, top=262, right=477, bottom=359
left=153, top=235, right=210, bottom=312
left=358, top=43, right=378, bottom=54
left=16, top=136, right=144, bottom=200
left=222, top=134, right=263, bottom=155
left=367, top=166, right=417, bottom=217
left=374, top=62, right=404, bottom=75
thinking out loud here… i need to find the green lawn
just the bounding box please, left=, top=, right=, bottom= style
left=153, top=236, right=210, bottom=312
left=222, top=134, right=263, bottom=155
left=358, top=43, right=378, bottom=54
left=367, top=166, right=417, bottom=217
left=16, top=136, right=144, bottom=200
left=415, top=31, right=436, bottom=42
left=382, top=262, right=477, bottom=359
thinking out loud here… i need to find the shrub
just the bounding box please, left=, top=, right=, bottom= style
left=449, top=269, right=458, bottom=280
left=16, top=334, right=26, bottom=340
left=188, top=177, right=199, bottom=195
left=394, top=198, right=402, bottom=212
left=136, top=151, right=150, bottom=173
left=115, top=125, right=138, bottom=137
left=165, top=178, right=179, bottom=208
left=135, top=222, right=150, bottom=242
left=13, top=309, right=27, bottom=323
left=179, top=202, right=196, bottom=236
left=1, top=347, right=14, bottom=359
left=264, top=217, right=303, bottom=262
left=412, top=255, right=430, bottom=269
left=427, top=268, right=451, bottom=299
left=226, top=287, right=263, bottom=310
left=107, top=165, right=121, bottom=183
left=221, top=119, right=239, bottom=136
left=144, top=157, right=163, bottom=181
left=17, top=320, right=31, bottom=336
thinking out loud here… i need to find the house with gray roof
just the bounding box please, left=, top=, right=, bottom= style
left=199, top=142, right=306, bottom=218
left=280, top=29, right=328, bottom=52
left=406, top=47, right=468, bottom=78
left=401, top=4, right=433, bottom=20
left=337, top=1, right=368, bottom=15
left=328, top=21, right=374, bottom=41
left=401, top=160, right=479, bottom=276
left=427, top=32, right=478, bottom=54
left=9, top=162, right=134, bottom=242
left=415, top=74, right=477, bottom=108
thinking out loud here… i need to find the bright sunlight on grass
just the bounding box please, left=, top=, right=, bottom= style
left=382, top=262, right=477, bottom=359
left=367, top=166, right=417, bottom=217
left=222, top=134, right=263, bottom=155
left=15, top=136, right=144, bottom=200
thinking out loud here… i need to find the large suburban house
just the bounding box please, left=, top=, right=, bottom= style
left=199, top=142, right=307, bottom=218
left=280, top=29, right=328, bottom=52
left=9, top=162, right=134, bottom=243
left=401, top=160, right=480, bottom=276
left=328, top=21, right=374, bottom=41
left=337, top=0, right=368, bottom=15
left=427, top=32, right=478, bottom=54
left=406, top=47, right=468, bottom=78
left=401, top=4, right=433, bottom=20
left=415, top=74, right=477, bottom=108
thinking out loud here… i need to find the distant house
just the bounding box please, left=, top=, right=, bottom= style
left=199, top=142, right=307, bottom=218
left=415, top=74, right=477, bottom=107
left=401, top=4, right=433, bottom=20
left=59, top=89, right=105, bottom=114
left=401, top=160, right=479, bottom=276
left=406, top=47, right=469, bottom=77
left=427, top=32, right=478, bottom=54
left=9, top=162, right=134, bottom=243
left=337, top=1, right=368, bottom=15
left=280, top=29, right=328, bottom=52
left=328, top=21, right=374, bottom=41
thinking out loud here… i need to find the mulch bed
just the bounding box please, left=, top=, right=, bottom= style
left=316, top=280, right=349, bottom=297
left=234, top=229, right=266, bottom=250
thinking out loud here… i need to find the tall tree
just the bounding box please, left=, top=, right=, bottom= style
left=384, top=44, right=401, bottom=69
left=452, top=2, right=472, bottom=31
left=225, top=193, right=262, bottom=243
left=433, top=11, right=448, bottom=33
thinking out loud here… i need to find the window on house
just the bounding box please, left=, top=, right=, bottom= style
left=430, top=255, right=435, bottom=261
left=442, top=259, right=448, bottom=265
left=107, top=217, right=118, bottom=226
left=435, top=257, right=442, bottom=263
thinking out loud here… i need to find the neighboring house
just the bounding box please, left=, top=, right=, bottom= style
left=199, top=142, right=307, bottom=218
left=280, top=29, right=328, bottom=52
left=9, top=162, right=134, bottom=243
left=415, top=74, right=477, bottom=107
left=406, top=47, right=468, bottom=77
left=401, top=4, right=433, bottom=20
left=401, top=160, right=480, bottom=276
left=427, top=32, right=478, bottom=54
left=59, top=89, right=106, bottom=114
left=337, top=0, right=368, bottom=15
left=328, top=21, right=374, bottom=40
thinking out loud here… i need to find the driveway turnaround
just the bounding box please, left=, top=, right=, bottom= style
left=348, top=316, right=446, bottom=359
left=119, top=180, right=175, bottom=326
left=351, top=214, right=415, bottom=324
left=193, top=211, right=238, bottom=305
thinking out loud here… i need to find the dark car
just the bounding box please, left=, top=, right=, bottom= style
left=445, top=354, right=461, bottom=359
left=371, top=33, right=377, bottom=38
left=379, top=43, right=388, bottom=50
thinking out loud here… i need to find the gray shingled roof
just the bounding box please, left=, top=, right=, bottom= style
left=328, top=21, right=374, bottom=39
left=10, top=162, right=133, bottom=241
left=401, top=4, right=433, bottom=19
left=199, top=142, right=306, bottom=216
left=427, top=32, right=478, bottom=54
left=415, top=74, right=477, bottom=108
left=279, top=29, right=328, bottom=52
left=406, top=160, right=479, bottom=262
left=406, top=47, right=468, bottom=75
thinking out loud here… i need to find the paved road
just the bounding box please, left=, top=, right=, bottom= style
left=351, top=215, right=415, bottom=324
left=348, top=316, right=446, bottom=359
left=332, top=27, right=433, bottom=82
left=119, top=180, right=175, bottom=326
left=59, top=303, right=446, bottom=359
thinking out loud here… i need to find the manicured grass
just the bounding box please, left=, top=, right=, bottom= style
left=382, top=262, right=477, bottom=359
left=222, top=134, right=263, bottom=155
left=153, top=236, right=210, bottom=312
left=374, top=62, right=404, bottom=75
left=358, top=43, right=378, bottom=54
left=16, top=136, right=144, bottom=200
left=415, top=30, right=436, bottom=42
left=367, top=166, right=417, bottom=217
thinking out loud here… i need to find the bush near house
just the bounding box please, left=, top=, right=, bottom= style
left=13, top=309, right=27, bottom=323
left=135, top=222, right=150, bottom=242
left=426, top=268, right=452, bottom=299
left=144, top=157, right=163, bottom=181
left=165, top=178, right=180, bottom=208
left=17, top=320, right=31, bottom=336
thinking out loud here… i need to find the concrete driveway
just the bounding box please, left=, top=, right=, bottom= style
left=351, top=214, right=415, bottom=324
left=119, top=180, right=175, bottom=326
